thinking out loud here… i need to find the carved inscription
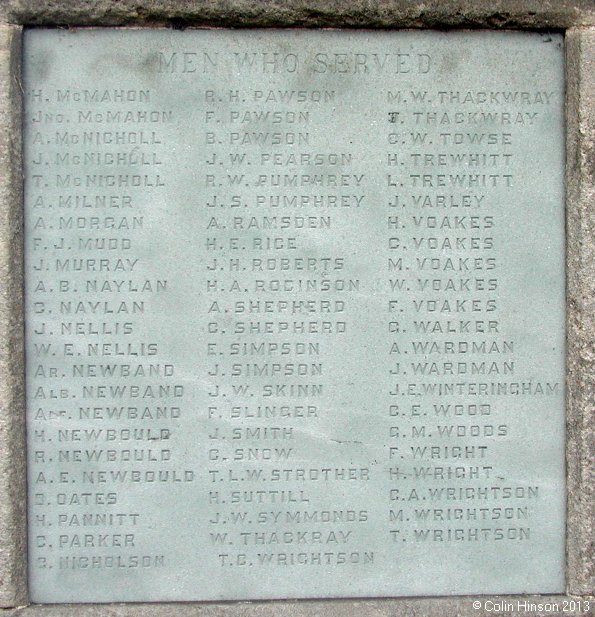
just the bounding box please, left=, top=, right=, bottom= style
left=24, top=30, right=566, bottom=602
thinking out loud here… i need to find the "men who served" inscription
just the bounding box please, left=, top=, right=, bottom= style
left=24, top=30, right=566, bottom=602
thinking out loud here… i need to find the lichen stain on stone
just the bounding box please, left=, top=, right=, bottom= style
left=89, top=50, right=156, bottom=81
left=140, top=51, right=162, bottom=75
left=438, top=51, right=461, bottom=78
left=30, top=48, right=51, bottom=81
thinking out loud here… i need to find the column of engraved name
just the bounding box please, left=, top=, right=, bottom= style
left=383, top=88, right=556, bottom=546
left=26, top=86, right=185, bottom=573
left=201, top=81, right=368, bottom=568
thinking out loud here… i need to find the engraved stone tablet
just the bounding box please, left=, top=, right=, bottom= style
left=24, top=29, right=566, bottom=603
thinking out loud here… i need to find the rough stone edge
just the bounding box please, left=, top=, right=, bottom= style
left=0, top=14, right=591, bottom=617
left=1, top=595, right=595, bottom=617
left=0, top=0, right=594, bottom=28
left=0, top=23, right=27, bottom=609
left=565, top=27, right=595, bottom=598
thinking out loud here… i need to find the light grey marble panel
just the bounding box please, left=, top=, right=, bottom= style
left=23, top=29, right=566, bottom=603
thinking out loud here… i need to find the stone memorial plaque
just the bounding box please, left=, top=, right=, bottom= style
left=23, top=29, right=566, bottom=603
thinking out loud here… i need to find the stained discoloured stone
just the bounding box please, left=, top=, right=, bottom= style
left=0, top=0, right=594, bottom=28
left=565, top=27, right=595, bottom=598
left=0, top=23, right=27, bottom=610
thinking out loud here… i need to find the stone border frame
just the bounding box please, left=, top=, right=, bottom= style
left=0, top=2, right=593, bottom=615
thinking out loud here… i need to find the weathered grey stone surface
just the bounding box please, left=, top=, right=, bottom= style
left=0, top=23, right=27, bottom=610
left=0, top=1, right=592, bottom=614
left=0, top=0, right=594, bottom=28
left=23, top=27, right=568, bottom=604
left=565, top=27, right=595, bottom=598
